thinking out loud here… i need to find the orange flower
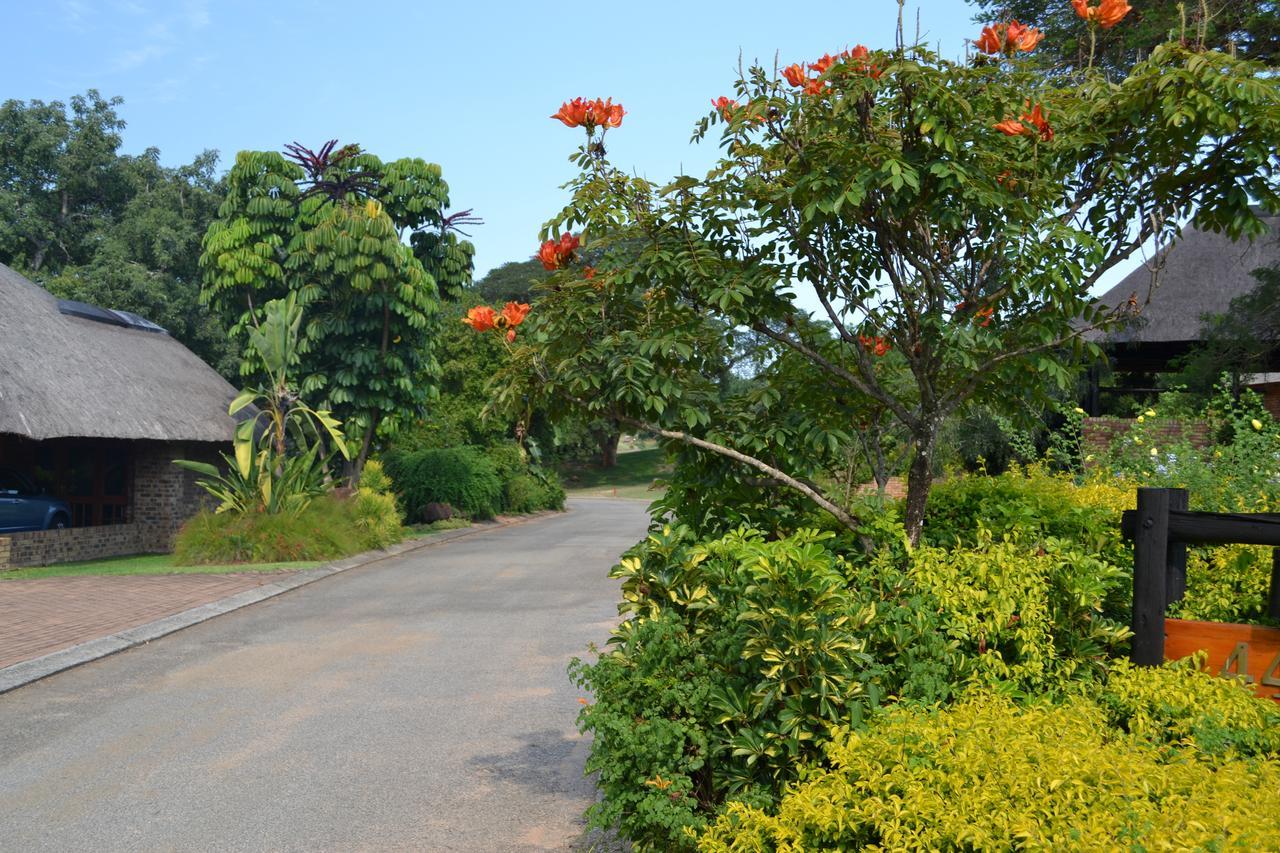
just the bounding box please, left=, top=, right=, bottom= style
left=506, top=329, right=517, bottom=343
left=461, top=305, right=496, bottom=332
left=551, top=97, right=591, bottom=128
left=841, top=44, right=882, bottom=78
left=859, top=334, right=891, bottom=357
left=975, top=21, right=1044, bottom=55
left=1073, top=0, right=1132, bottom=28
left=1006, top=21, right=1045, bottom=52
left=591, top=97, right=625, bottom=128
left=994, top=118, right=1028, bottom=136
left=500, top=301, right=531, bottom=328
left=583, top=266, right=596, bottom=279
left=537, top=233, right=580, bottom=270
left=711, top=96, right=738, bottom=120
left=1020, top=102, right=1053, bottom=141
left=810, top=53, right=838, bottom=75
left=782, top=63, right=808, bottom=88
left=974, top=306, right=995, bottom=327
left=975, top=25, right=1004, bottom=54
left=550, top=98, right=625, bottom=130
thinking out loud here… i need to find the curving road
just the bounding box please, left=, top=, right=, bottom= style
left=0, top=498, right=648, bottom=852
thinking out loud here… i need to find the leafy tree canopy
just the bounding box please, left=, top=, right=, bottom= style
left=199, top=141, right=476, bottom=483
left=495, top=22, right=1280, bottom=543
left=474, top=258, right=549, bottom=304
left=972, top=0, right=1280, bottom=73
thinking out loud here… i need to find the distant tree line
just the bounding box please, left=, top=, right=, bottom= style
left=0, top=91, right=235, bottom=375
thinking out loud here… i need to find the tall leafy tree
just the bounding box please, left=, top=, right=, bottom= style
left=474, top=258, right=550, bottom=304
left=199, top=141, right=475, bottom=484
left=496, top=16, right=1280, bottom=543
left=0, top=90, right=130, bottom=273
left=972, top=0, right=1280, bottom=73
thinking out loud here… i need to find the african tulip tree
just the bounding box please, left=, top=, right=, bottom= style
left=199, top=141, right=476, bottom=485
left=494, top=17, right=1280, bottom=542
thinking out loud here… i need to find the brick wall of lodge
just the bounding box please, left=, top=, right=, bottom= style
left=0, top=440, right=223, bottom=569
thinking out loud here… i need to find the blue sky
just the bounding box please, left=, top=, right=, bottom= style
left=1, top=0, right=991, bottom=280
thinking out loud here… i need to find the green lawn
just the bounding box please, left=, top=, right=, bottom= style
left=559, top=447, right=670, bottom=500
left=1, top=519, right=480, bottom=581
left=1, top=553, right=320, bottom=581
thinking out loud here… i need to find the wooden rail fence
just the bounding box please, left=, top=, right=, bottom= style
left=1121, top=487, right=1280, bottom=700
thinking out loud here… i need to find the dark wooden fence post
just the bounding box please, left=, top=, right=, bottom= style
left=1166, top=489, right=1188, bottom=605
left=1270, top=549, right=1280, bottom=620
left=1131, top=488, right=1172, bottom=666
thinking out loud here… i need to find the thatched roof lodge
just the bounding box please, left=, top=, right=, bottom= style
left=1090, top=213, right=1280, bottom=374
left=0, top=262, right=237, bottom=568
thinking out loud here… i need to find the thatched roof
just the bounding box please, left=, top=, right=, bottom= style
left=1094, top=214, right=1280, bottom=345
left=0, top=263, right=238, bottom=442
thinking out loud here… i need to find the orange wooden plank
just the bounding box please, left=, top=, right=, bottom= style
left=1164, top=618, right=1280, bottom=701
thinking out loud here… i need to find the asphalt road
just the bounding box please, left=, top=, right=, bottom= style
left=0, top=498, right=648, bottom=852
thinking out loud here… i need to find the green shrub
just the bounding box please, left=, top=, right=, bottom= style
left=574, top=525, right=876, bottom=850
left=698, top=695, right=1280, bottom=851
left=579, top=520, right=1144, bottom=849
left=905, top=537, right=1129, bottom=694
left=174, top=489, right=403, bottom=564
left=570, top=615, right=721, bottom=850
left=923, top=466, right=1132, bottom=568
left=359, top=458, right=393, bottom=494
left=383, top=446, right=504, bottom=520
left=1100, top=657, right=1280, bottom=758
left=503, top=473, right=552, bottom=513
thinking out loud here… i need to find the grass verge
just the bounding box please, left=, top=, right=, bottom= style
left=1, top=553, right=319, bottom=581
left=559, top=447, right=669, bottom=500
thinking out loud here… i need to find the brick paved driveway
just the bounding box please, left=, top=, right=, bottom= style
left=0, top=573, right=297, bottom=669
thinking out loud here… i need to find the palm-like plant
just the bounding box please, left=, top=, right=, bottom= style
left=176, top=294, right=349, bottom=515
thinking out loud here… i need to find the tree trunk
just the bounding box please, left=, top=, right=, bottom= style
left=346, top=421, right=378, bottom=489
left=902, top=426, right=938, bottom=545
left=598, top=430, right=620, bottom=468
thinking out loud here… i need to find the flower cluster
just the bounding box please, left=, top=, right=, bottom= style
left=462, top=301, right=531, bottom=343
left=994, top=102, right=1053, bottom=141
left=538, top=233, right=580, bottom=271
left=782, top=45, right=880, bottom=95
left=711, top=96, right=739, bottom=120
left=551, top=98, right=625, bottom=131
left=859, top=334, right=892, bottom=357
left=955, top=302, right=996, bottom=327
left=975, top=21, right=1044, bottom=55
left=1072, top=0, right=1132, bottom=28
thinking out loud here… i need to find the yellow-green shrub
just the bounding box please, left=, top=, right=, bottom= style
left=1176, top=543, right=1277, bottom=623
left=904, top=538, right=1129, bottom=693
left=1100, top=657, right=1280, bottom=758
left=175, top=488, right=403, bottom=564
left=698, top=695, right=1280, bottom=852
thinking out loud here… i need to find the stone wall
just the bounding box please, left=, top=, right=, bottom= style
left=0, top=524, right=146, bottom=568
left=132, top=440, right=223, bottom=551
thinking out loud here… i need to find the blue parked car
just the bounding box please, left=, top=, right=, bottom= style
left=0, top=468, right=71, bottom=532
